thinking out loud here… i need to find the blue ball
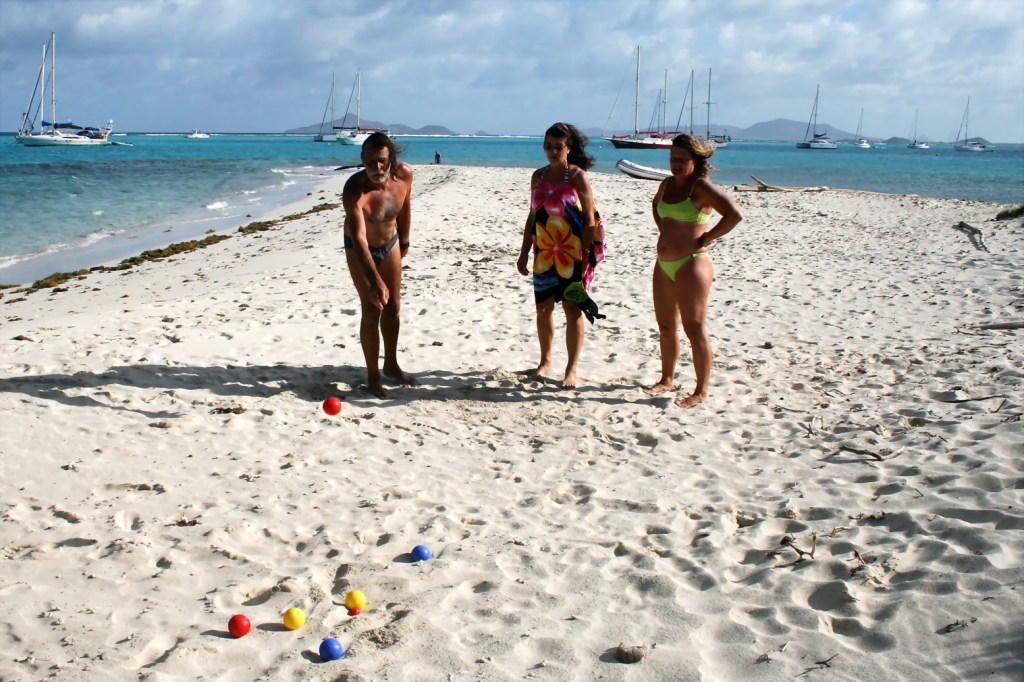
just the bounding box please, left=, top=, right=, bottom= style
left=319, top=637, right=344, bottom=661
left=411, top=544, right=432, bottom=562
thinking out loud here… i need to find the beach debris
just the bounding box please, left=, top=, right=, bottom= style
left=210, top=405, right=245, bottom=414
left=319, top=637, right=345, bottom=661
left=797, top=654, right=839, bottom=676
left=971, top=321, right=1024, bottom=330
left=953, top=221, right=988, bottom=251
left=735, top=511, right=758, bottom=528
left=282, top=607, right=306, bottom=630
left=934, top=393, right=1008, bottom=403
left=411, top=544, right=432, bottom=562
left=12, top=334, right=34, bottom=341
left=614, top=642, right=652, bottom=663
left=995, top=204, right=1024, bottom=220
left=228, top=614, right=251, bottom=638
left=747, top=175, right=831, bottom=192
left=774, top=532, right=817, bottom=568
left=939, top=617, right=977, bottom=634
left=323, top=397, right=343, bottom=415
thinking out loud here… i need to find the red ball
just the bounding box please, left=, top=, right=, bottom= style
left=228, top=614, right=251, bottom=638
left=322, top=397, right=342, bottom=415
left=347, top=607, right=361, bottom=616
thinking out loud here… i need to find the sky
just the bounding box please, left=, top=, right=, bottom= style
left=1, top=0, right=1022, bottom=142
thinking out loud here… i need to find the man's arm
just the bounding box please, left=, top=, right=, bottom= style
left=396, top=164, right=413, bottom=257
left=343, top=179, right=389, bottom=309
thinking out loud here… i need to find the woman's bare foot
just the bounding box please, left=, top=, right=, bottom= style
left=562, top=371, right=579, bottom=388
left=383, top=362, right=419, bottom=387
left=366, top=377, right=388, bottom=398
left=674, top=392, right=707, bottom=408
left=518, top=362, right=552, bottom=377
left=644, top=380, right=676, bottom=395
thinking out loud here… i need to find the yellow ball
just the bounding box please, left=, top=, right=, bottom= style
left=282, top=607, right=306, bottom=630
left=344, top=590, right=367, bottom=610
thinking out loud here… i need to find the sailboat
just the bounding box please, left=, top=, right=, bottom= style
left=606, top=48, right=677, bottom=149
left=704, top=68, right=729, bottom=148
left=314, top=73, right=338, bottom=142
left=335, top=69, right=388, bottom=145
left=16, top=32, right=116, bottom=146
left=796, top=85, right=836, bottom=149
left=954, top=97, right=992, bottom=152
left=907, top=109, right=929, bottom=149
left=852, top=109, right=870, bottom=148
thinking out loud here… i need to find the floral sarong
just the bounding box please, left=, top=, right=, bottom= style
left=531, top=166, right=605, bottom=303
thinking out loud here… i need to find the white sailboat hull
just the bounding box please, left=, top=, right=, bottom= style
left=16, top=132, right=112, bottom=146
left=336, top=131, right=372, bottom=146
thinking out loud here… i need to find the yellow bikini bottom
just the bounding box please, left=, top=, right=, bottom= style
left=657, top=252, right=708, bottom=282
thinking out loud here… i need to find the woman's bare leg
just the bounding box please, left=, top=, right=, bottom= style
left=562, top=300, right=585, bottom=388
left=645, top=262, right=681, bottom=394
left=525, top=297, right=556, bottom=376
left=674, top=257, right=714, bottom=408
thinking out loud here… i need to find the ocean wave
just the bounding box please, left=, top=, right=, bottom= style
left=205, top=201, right=229, bottom=210
left=0, top=228, right=121, bottom=273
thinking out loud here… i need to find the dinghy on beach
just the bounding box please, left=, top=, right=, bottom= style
left=615, top=159, right=670, bottom=181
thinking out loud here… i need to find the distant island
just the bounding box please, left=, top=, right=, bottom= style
left=286, top=115, right=995, bottom=145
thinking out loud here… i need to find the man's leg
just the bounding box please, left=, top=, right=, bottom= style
left=346, top=249, right=387, bottom=397
left=378, top=248, right=417, bottom=387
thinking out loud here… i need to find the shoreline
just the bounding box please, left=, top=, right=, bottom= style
left=1, top=165, right=1021, bottom=680
left=1, top=161, right=1016, bottom=290
left=0, top=163, right=344, bottom=287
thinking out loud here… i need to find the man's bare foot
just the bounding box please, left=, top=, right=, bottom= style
left=562, top=371, right=579, bottom=388
left=644, top=380, right=677, bottom=395
left=674, top=392, right=707, bottom=408
left=518, top=362, right=552, bottom=377
left=366, top=377, right=388, bottom=398
left=383, top=362, right=419, bottom=387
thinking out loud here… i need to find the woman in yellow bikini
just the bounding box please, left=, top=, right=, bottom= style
left=645, top=134, right=742, bottom=407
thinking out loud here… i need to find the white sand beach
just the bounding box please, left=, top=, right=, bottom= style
left=1, top=165, right=1021, bottom=681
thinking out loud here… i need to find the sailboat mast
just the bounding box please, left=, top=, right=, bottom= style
left=50, top=32, right=57, bottom=132
left=355, top=69, right=361, bottom=129
left=662, top=70, right=668, bottom=134
left=25, top=38, right=47, bottom=134
left=705, top=68, right=714, bottom=139
left=331, top=73, right=336, bottom=124
left=689, top=70, right=694, bottom=134
left=963, top=97, right=970, bottom=142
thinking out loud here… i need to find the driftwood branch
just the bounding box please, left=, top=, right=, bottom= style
left=972, top=321, right=1024, bottom=330
left=935, top=394, right=1008, bottom=404
left=746, top=175, right=831, bottom=193
left=953, top=221, right=989, bottom=252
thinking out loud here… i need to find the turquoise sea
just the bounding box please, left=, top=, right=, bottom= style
left=1, top=134, right=1021, bottom=285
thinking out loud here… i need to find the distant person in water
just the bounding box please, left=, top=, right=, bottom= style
left=434, top=150, right=442, bottom=164
left=644, top=134, right=742, bottom=407
left=342, top=132, right=416, bottom=397
left=516, top=122, right=605, bottom=388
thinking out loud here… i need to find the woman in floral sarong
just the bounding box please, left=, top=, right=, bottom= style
left=516, top=122, right=605, bottom=388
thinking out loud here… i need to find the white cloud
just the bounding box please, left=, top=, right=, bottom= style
left=0, top=0, right=1021, bottom=140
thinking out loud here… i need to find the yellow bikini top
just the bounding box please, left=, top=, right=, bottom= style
left=657, top=197, right=711, bottom=223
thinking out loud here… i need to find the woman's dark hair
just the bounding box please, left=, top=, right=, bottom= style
left=362, top=132, right=407, bottom=176
left=546, top=122, right=594, bottom=170
left=671, top=134, right=715, bottom=179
